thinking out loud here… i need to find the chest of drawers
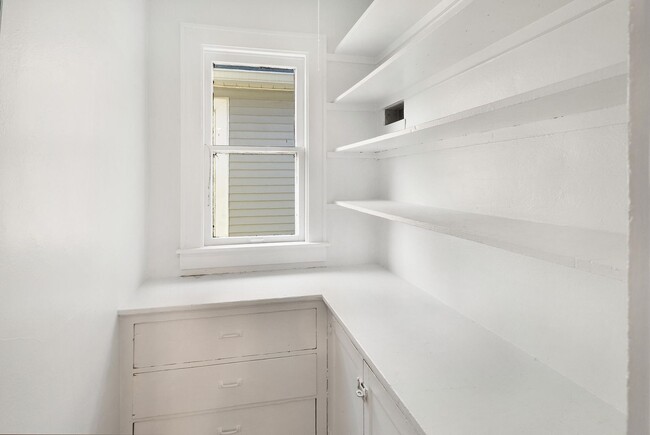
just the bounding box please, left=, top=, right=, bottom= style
left=119, top=300, right=327, bottom=435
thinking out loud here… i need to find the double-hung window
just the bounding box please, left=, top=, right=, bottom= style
left=207, top=62, right=303, bottom=245
left=179, top=25, right=326, bottom=272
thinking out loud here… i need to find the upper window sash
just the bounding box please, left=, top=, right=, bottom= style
left=203, top=51, right=306, bottom=152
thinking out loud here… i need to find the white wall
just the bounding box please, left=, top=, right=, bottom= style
left=377, top=0, right=629, bottom=414
left=0, top=0, right=147, bottom=432
left=325, top=57, right=382, bottom=268
left=146, top=0, right=379, bottom=278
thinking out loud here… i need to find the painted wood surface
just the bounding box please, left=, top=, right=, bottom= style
left=121, top=300, right=329, bottom=435
left=133, top=399, right=315, bottom=435
left=334, top=0, right=579, bottom=105
left=328, top=318, right=364, bottom=435
left=364, top=362, right=419, bottom=435
left=133, top=308, right=316, bottom=368
left=118, top=266, right=626, bottom=434
left=334, top=0, right=444, bottom=59
left=133, top=353, right=317, bottom=418
left=335, top=63, right=626, bottom=154
left=627, top=0, right=650, bottom=432
left=329, top=316, right=419, bottom=435
left=351, top=0, right=628, bottom=416
left=335, top=200, right=626, bottom=280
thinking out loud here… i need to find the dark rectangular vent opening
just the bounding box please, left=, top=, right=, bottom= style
left=384, top=101, right=404, bottom=125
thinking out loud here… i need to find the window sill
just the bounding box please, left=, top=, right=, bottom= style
left=177, top=242, right=329, bottom=274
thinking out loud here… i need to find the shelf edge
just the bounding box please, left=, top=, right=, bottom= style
left=335, top=200, right=626, bottom=281
left=334, top=0, right=616, bottom=106
left=334, top=63, right=628, bottom=154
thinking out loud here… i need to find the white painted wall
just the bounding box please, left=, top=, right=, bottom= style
left=0, top=0, right=147, bottom=432
left=147, top=0, right=380, bottom=278
left=375, top=0, right=629, bottom=414
left=381, top=110, right=628, bottom=232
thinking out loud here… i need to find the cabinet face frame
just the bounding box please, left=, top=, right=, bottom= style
left=328, top=317, right=365, bottom=435
left=119, top=300, right=327, bottom=435
left=327, top=315, right=420, bottom=435
left=363, top=364, right=419, bottom=435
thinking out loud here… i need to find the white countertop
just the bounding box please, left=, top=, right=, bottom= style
left=119, top=265, right=625, bottom=435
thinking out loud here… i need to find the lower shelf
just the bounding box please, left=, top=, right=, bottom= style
left=334, top=200, right=626, bottom=281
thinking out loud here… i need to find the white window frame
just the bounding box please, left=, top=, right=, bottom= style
left=178, top=25, right=327, bottom=273
left=204, top=54, right=305, bottom=246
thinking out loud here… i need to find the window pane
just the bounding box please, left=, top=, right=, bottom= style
left=212, top=65, right=295, bottom=147
left=212, top=153, right=296, bottom=238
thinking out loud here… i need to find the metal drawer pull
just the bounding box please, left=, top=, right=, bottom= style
left=219, top=378, right=243, bottom=389
left=356, top=377, right=368, bottom=400
left=218, top=425, right=241, bottom=435
left=219, top=331, right=243, bottom=339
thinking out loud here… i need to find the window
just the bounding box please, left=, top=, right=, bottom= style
left=208, top=64, right=302, bottom=245
left=179, top=25, right=326, bottom=272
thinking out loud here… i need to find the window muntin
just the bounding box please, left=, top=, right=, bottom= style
left=206, top=62, right=304, bottom=245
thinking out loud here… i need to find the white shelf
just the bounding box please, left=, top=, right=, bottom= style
left=335, top=0, right=609, bottom=106
left=334, top=0, right=442, bottom=59
left=335, top=200, right=627, bottom=280
left=335, top=64, right=627, bottom=154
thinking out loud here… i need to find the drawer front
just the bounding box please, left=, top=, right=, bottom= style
left=133, top=399, right=315, bottom=435
left=134, top=309, right=316, bottom=368
left=133, top=354, right=317, bottom=418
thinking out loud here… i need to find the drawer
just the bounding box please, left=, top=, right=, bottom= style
left=133, top=353, right=317, bottom=418
left=133, top=399, right=315, bottom=435
left=133, top=309, right=316, bottom=368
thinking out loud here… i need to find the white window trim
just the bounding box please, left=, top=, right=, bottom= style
left=178, top=24, right=327, bottom=273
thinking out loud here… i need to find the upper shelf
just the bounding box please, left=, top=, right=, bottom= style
left=334, top=0, right=444, bottom=59
left=334, top=0, right=599, bottom=106
left=335, top=200, right=627, bottom=281
left=335, top=63, right=627, bottom=154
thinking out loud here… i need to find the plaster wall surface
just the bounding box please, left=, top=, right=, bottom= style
left=0, top=0, right=147, bottom=432
left=381, top=112, right=628, bottom=232
left=382, top=221, right=627, bottom=412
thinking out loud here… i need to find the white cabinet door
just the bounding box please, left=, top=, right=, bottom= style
left=328, top=320, right=364, bottom=435
left=363, top=363, right=419, bottom=435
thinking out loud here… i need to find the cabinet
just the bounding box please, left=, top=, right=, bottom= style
left=328, top=317, right=419, bottom=435
left=119, top=301, right=327, bottom=435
